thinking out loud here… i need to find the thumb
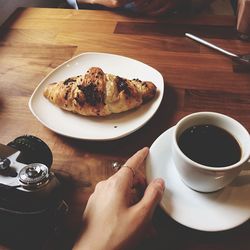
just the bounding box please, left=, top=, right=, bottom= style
left=133, top=178, right=165, bottom=220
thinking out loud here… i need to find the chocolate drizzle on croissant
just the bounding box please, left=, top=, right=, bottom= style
left=77, top=83, right=104, bottom=106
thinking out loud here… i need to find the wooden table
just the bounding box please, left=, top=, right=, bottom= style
left=0, top=7, right=250, bottom=250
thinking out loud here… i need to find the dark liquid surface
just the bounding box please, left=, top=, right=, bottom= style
left=178, top=125, right=241, bottom=167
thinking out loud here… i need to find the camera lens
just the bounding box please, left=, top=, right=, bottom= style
left=18, top=163, right=49, bottom=187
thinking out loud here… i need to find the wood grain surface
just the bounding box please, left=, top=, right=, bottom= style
left=0, top=7, right=249, bottom=250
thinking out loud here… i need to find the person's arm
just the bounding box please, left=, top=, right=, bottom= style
left=73, top=0, right=178, bottom=15
left=73, top=147, right=165, bottom=250
left=67, top=0, right=214, bottom=16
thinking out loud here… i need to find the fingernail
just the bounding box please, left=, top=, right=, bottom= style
left=153, top=178, right=165, bottom=191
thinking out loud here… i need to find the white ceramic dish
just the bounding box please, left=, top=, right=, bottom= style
left=146, top=127, right=250, bottom=232
left=29, top=52, right=164, bottom=140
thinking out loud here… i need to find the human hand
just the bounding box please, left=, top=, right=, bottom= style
left=76, top=0, right=177, bottom=16
left=73, top=147, right=165, bottom=250
left=130, top=0, right=177, bottom=16
left=76, top=0, right=130, bottom=8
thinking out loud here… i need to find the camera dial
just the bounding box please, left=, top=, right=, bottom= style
left=18, top=163, right=49, bottom=188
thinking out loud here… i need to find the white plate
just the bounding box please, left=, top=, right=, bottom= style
left=146, top=127, right=250, bottom=232
left=29, top=52, right=164, bottom=140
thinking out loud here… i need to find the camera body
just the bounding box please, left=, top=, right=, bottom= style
left=0, top=136, right=68, bottom=248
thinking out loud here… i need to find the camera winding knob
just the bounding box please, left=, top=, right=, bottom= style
left=18, top=163, right=49, bottom=187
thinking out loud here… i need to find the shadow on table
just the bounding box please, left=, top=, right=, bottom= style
left=139, top=206, right=250, bottom=250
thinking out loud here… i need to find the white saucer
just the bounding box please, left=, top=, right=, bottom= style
left=146, top=127, right=250, bottom=232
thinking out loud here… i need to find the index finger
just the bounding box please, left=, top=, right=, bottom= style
left=115, top=147, right=149, bottom=185
left=124, top=147, right=149, bottom=171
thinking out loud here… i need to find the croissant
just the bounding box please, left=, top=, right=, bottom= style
left=43, top=67, right=157, bottom=116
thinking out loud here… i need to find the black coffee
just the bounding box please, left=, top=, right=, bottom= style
left=178, top=124, right=241, bottom=167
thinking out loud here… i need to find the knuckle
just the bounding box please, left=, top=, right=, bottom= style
left=136, top=203, right=151, bottom=220
left=94, top=180, right=106, bottom=190
left=109, top=0, right=122, bottom=8
left=91, top=0, right=121, bottom=8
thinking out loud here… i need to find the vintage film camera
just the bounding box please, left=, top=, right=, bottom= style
left=0, top=135, right=68, bottom=248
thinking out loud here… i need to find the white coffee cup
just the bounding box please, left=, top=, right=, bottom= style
left=172, top=112, right=250, bottom=192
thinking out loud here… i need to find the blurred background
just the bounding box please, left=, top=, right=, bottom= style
left=1, top=0, right=249, bottom=39
left=0, top=0, right=235, bottom=26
